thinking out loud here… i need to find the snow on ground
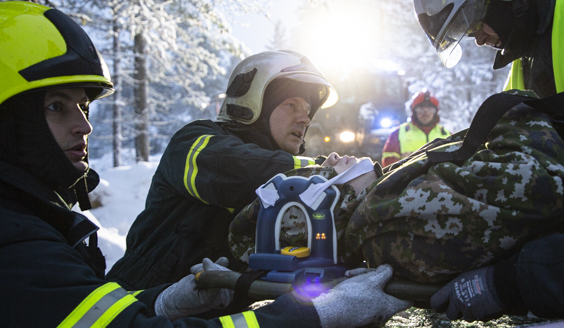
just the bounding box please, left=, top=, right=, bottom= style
left=75, top=160, right=160, bottom=272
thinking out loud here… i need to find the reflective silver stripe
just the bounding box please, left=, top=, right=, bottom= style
left=293, top=156, right=315, bottom=169
left=231, top=313, right=249, bottom=328
left=57, top=283, right=137, bottom=328
left=72, top=288, right=129, bottom=327
left=219, top=311, right=259, bottom=328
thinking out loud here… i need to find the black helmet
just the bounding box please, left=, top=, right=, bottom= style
left=413, top=0, right=488, bottom=67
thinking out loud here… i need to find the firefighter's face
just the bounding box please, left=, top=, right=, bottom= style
left=44, top=88, right=92, bottom=172
left=269, top=96, right=311, bottom=154
left=414, top=105, right=437, bottom=125
left=473, top=23, right=502, bottom=48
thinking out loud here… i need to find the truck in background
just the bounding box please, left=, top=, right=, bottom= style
left=303, top=65, right=409, bottom=162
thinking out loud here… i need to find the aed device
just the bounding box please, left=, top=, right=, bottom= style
left=249, top=174, right=347, bottom=286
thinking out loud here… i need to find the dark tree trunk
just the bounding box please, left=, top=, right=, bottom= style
left=134, top=32, right=149, bottom=162
left=112, top=17, right=122, bottom=167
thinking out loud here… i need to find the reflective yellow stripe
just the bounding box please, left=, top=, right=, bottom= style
left=382, top=151, right=400, bottom=159
left=94, top=294, right=137, bottom=327
left=219, top=311, right=259, bottom=328
left=504, top=59, right=525, bottom=91
left=219, top=315, right=235, bottom=328
left=293, top=156, right=315, bottom=169
left=553, top=0, right=564, bottom=93
left=242, top=311, right=259, bottom=328
left=57, top=282, right=137, bottom=328
left=129, top=290, right=143, bottom=297
left=184, top=135, right=212, bottom=204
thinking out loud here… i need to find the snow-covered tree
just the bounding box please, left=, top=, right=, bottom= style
left=46, top=0, right=267, bottom=164
left=266, top=20, right=288, bottom=51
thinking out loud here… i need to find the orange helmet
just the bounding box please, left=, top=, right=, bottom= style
left=410, top=89, right=439, bottom=110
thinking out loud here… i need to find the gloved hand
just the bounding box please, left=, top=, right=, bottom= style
left=430, top=265, right=505, bottom=322
left=154, top=257, right=234, bottom=321
left=312, top=264, right=412, bottom=328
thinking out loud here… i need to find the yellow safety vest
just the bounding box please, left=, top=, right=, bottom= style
left=505, top=0, right=564, bottom=93
left=398, top=122, right=449, bottom=158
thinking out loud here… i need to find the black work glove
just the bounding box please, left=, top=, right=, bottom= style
left=313, top=155, right=327, bottom=165
left=373, top=161, right=383, bottom=178
left=430, top=266, right=505, bottom=322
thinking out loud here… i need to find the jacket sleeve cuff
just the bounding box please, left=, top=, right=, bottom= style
left=253, top=293, right=321, bottom=327
left=493, top=254, right=527, bottom=314
left=132, top=284, right=171, bottom=317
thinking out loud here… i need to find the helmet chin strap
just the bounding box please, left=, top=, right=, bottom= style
left=298, top=142, right=306, bottom=155
left=72, top=172, right=93, bottom=211
left=298, top=126, right=310, bottom=155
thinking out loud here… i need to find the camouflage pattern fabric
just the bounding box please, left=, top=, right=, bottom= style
left=346, top=103, right=564, bottom=283
left=228, top=166, right=375, bottom=267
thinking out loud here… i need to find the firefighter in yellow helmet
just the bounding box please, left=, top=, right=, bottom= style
left=0, top=2, right=412, bottom=327
left=381, top=89, right=450, bottom=167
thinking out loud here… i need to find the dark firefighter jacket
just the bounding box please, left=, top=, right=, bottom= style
left=107, top=119, right=316, bottom=290
left=500, top=0, right=562, bottom=97
left=0, top=159, right=321, bottom=327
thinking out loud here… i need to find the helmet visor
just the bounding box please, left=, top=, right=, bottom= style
left=418, top=0, right=486, bottom=67
left=282, top=73, right=338, bottom=109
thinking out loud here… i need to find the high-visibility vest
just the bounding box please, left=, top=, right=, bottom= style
left=398, top=122, right=449, bottom=158
left=505, top=0, right=564, bottom=93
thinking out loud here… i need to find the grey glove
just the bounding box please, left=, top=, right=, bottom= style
left=154, top=257, right=234, bottom=321
left=312, top=264, right=412, bottom=328
left=430, top=265, right=504, bottom=322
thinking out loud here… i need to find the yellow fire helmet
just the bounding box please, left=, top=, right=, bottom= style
left=0, top=1, right=114, bottom=106
left=216, top=50, right=338, bottom=124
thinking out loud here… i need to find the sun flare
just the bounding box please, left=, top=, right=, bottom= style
left=297, top=3, right=384, bottom=68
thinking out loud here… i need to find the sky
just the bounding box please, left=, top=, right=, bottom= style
left=231, top=0, right=304, bottom=54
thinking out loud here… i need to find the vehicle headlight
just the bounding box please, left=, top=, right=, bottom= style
left=339, top=131, right=355, bottom=143
left=380, top=118, right=393, bottom=128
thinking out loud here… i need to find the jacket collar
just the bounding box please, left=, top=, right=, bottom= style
left=0, top=160, right=98, bottom=247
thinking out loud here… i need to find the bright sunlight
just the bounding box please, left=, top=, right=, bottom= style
left=297, top=2, right=385, bottom=68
